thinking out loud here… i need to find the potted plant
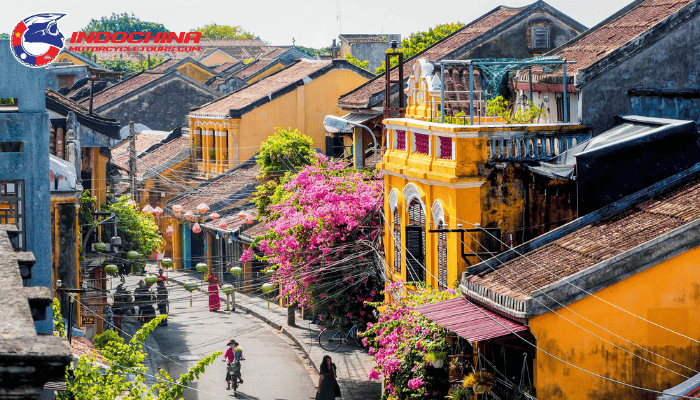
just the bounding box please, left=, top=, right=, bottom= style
left=463, top=371, right=496, bottom=394
left=446, top=385, right=473, bottom=400
left=425, top=351, right=447, bottom=368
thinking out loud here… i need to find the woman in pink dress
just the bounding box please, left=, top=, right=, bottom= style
left=207, top=270, right=221, bottom=312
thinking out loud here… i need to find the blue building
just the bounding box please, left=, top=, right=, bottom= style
left=0, top=39, right=53, bottom=334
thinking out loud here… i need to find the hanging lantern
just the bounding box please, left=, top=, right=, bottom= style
left=165, top=225, right=174, bottom=237
left=236, top=210, right=249, bottom=220
left=172, top=204, right=183, bottom=217
left=218, top=219, right=228, bottom=230
left=126, top=250, right=140, bottom=260
left=104, top=264, right=119, bottom=276
left=195, top=262, right=208, bottom=273
left=184, top=211, right=195, bottom=221
left=153, top=206, right=163, bottom=216
left=196, top=202, right=210, bottom=215
left=144, top=274, right=158, bottom=285
left=245, top=214, right=254, bottom=224
left=261, top=282, right=275, bottom=294
left=192, top=222, right=202, bottom=233
left=142, top=204, right=154, bottom=214
left=161, top=258, right=173, bottom=268
left=229, top=266, right=243, bottom=276
left=209, top=212, right=220, bottom=221
left=221, top=284, right=236, bottom=295
left=93, top=242, right=107, bottom=251
left=184, top=281, right=198, bottom=307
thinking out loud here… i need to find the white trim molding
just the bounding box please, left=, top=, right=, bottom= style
left=388, top=188, right=399, bottom=213
left=381, top=169, right=486, bottom=189
left=431, top=200, right=445, bottom=227
left=402, top=183, right=426, bottom=212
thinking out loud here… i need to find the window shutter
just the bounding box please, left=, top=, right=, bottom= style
left=393, top=210, right=401, bottom=273
left=406, top=200, right=426, bottom=283
left=438, top=231, right=447, bottom=290
left=531, top=26, right=550, bottom=50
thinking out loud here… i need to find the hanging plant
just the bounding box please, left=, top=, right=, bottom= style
left=463, top=371, right=496, bottom=394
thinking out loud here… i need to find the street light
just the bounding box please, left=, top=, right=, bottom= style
left=322, top=115, right=380, bottom=166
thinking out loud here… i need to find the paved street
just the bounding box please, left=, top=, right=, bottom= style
left=120, top=268, right=318, bottom=400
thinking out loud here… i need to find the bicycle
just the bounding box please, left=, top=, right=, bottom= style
left=318, top=321, right=363, bottom=351
left=227, top=361, right=243, bottom=395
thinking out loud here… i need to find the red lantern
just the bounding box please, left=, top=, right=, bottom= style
left=192, top=222, right=202, bottom=233
left=184, top=211, right=195, bottom=221
left=166, top=225, right=174, bottom=237
left=245, top=215, right=254, bottom=224
left=172, top=204, right=183, bottom=217
left=218, top=219, right=228, bottom=230
left=142, top=204, right=154, bottom=214
left=196, top=202, right=210, bottom=215
left=153, top=206, right=163, bottom=216
left=237, top=210, right=249, bottom=220
left=209, top=212, right=220, bottom=221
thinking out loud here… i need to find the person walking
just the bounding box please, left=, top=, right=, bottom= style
left=207, top=269, right=221, bottom=312
left=223, top=339, right=244, bottom=391
left=155, top=278, right=168, bottom=326
left=316, top=355, right=340, bottom=400
left=134, top=280, right=155, bottom=323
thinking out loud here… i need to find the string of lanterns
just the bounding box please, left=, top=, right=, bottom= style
left=138, top=201, right=255, bottom=235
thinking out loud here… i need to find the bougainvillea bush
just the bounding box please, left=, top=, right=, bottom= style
left=363, top=280, right=460, bottom=399
left=242, top=153, right=384, bottom=327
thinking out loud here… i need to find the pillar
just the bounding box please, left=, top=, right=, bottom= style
left=203, top=129, right=214, bottom=174
left=173, top=223, right=183, bottom=269
left=353, top=126, right=364, bottom=169
left=215, top=130, right=226, bottom=173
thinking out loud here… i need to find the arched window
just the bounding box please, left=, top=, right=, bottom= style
left=406, top=200, right=426, bottom=282
left=438, top=230, right=447, bottom=290
left=393, top=209, right=401, bottom=273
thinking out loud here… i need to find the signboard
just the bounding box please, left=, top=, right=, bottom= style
left=81, top=316, right=94, bottom=324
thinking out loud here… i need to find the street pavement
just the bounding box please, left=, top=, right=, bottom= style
left=158, top=264, right=382, bottom=400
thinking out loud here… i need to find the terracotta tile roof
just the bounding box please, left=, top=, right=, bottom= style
left=465, top=176, right=700, bottom=301
left=213, top=62, right=238, bottom=73
left=83, top=72, right=165, bottom=109
left=338, top=6, right=523, bottom=109
left=339, top=34, right=387, bottom=43
left=70, top=336, right=105, bottom=365
left=46, top=88, right=88, bottom=112
left=168, top=160, right=260, bottom=213
left=191, top=60, right=332, bottom=117
left=239, top=219, right=269, bottom=238
left=136, top=134, right=190, bottom=177
left=229, top=59, right=276, bottom=79
left=207, top=78, right=225, bottom=88
left=150, top=58, right=177, bottom=72
left=111, top=131, right=169, bottom=171
left=198, top=40, right=272, bottom=60
left=555, top=0, right=693, bottom=73
left=203, top=207, right=258, bottom=231
left=260, top=47, right=292, bottom=59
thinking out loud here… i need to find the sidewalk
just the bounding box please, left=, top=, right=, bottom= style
left=160, top=265, right=382, bottom=400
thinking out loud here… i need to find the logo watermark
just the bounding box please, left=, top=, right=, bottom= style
left=10, top=13, right=66, bottom=68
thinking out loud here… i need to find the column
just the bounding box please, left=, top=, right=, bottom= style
left=215, top=130, right=226, bottom=173
left=203, top=129, right=214, bottom=174
left=173, top=223, right=182, bottom=269
left=353, top=126, right=364, bottom=169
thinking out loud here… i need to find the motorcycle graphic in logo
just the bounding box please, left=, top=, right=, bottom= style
left=10, top=13, right=66, bottom=68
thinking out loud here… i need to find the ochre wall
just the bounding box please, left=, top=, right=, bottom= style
left=176, top=63, right=215, bottom=83
left=529, top=245, right=700, bottom=400
left=200, top=51, right=238, bottom=67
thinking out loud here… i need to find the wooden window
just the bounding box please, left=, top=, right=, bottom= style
left=438, top=231, right=447, bottom=290
left=396, top=130, right=406, bottom=151
left=556, top=95, right=564, bottom=122
left=0, top=180, right=25, bottom=250
left=393, top=210, right=401, bottom=273
left=406, top=200, right=425, bottom=282
left=414, top=133, right=429, bottom=155
left=531, top=26, right=550, bottom=50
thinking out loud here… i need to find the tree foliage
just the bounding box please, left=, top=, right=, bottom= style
left=375, top=22, right=464, bottom=74
left=100, top=195, right=163, bottom=257
left=82, top=13, right=168, bottom=34
left=297, top=45, right=331, bottom=58
left=486, top=95, right=547, bottom=124
left=345, top=54, right=369, bottom=70
left=97, top=56, right=166, bottom=73
left=0, top=33, right=9, bottom=40
left=58, top=314, right=221, bottom=400
left=194, top=23, right=256, bottom=40
left=256, top=127, right=315, bottom=175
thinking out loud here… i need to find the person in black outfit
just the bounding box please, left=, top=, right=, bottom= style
left=155, top=277, right=169, bottom=326
left=134, top=280, right=155, bottom=323
left=316, top=355, right=340, bottom=400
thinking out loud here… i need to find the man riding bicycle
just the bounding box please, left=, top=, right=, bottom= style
left=223, top=339, right=244, bottom=391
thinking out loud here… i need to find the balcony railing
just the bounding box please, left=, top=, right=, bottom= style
left=488, top=132, right=590, bottom=162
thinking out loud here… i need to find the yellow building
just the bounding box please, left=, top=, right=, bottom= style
left=199, top=48, right=239, bottom=67
left=150, top=57, right=219, bottom=84
left=187, top=59, right=374, bottom=177
left=379, top=59, right=590, bottom=290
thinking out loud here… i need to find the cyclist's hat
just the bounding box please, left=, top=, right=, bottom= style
left=227, top=339, right=238, bottom=346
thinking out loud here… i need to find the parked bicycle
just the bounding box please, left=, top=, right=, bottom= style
left=318, top=320, right=363, bottom=351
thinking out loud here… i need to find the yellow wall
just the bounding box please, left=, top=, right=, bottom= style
left=176, top=63, right=215, bottom=83
left=189, top=67, right=370, bottom=175
left=93, top=149, right=108, bottom=210
left=199, top=51, right=238, bottom=67
left=56, top=52, right=90, bottom=65
left=529, top=245, right=700, bottom=399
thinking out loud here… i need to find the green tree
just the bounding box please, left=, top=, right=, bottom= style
left=82, top=13, right=168, bottom=34
left=194, top=23, right=256, bottom=40
left=296, top=45, right=331, bottom=58
left=58, top=315, right=221, bottom=400
left=345, top=53, right=369, bottom=70
left=486, top=95, right=546, bottom=124
left=97, top=56, right=166, bottom=73
left=375, top=22, right=464, bottom=73
left=101, top=195, right=163, bottom=257
left=0, top=33, right=9, bottom=40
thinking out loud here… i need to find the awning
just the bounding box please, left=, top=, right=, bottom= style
left=415, top=297, right=528, bottom=343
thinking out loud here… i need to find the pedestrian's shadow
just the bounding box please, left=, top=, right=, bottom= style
left=229, top=391, right=260, bottom=399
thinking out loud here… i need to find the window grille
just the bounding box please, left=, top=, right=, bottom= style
left=414, top=133, right=429, bottom=155
left=406, top=200, right=425, bottom=282
left=438, top=231, right=447, bottom=290
left=393, top=210, right=401, bottom=273
left=0, top=180, right=25, bottom=250
left=396, top=130, right=406, bottom=151
left=531, top=26, right=550, bottom=50
left=438, top=137, right=453, bottom=159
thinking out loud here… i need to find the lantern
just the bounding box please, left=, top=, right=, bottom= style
left=218, top=219, right=228, bottom=230
left=104, top=264, right=119, bottom=276
left=127, top=250, right=140, bottom=260
left=209, top=212, right=220, bottom=221
left=183, top=211, right=195, bottom=221
left=184, top=281, right=198, bottom=307
left=236, top=210, right=249, bottom=220
left=221, top=283, right=235, bottom=294
left=165, top=225, right=174, bottom=237
left=161, top=258, right=173, bottom=268
left=144, top=274, right=158, bottom=285
left=192, top=222, right=202, bottom=233
left=229, top=266, right=243, bottom=276
left=142, top=204, right=154, bottom=214
left=172, top=204, right=183, bottom=217
left=195, top=263, right=208, bottom=273
left=196, top=202, right=210, bottom=215
left=261, top=283, right=275, bottom=294
left=245, top=215, right=254, bottom=224
left=153, top=206, right=163, bottom=216
left=93, top=242, right=107, bottom=251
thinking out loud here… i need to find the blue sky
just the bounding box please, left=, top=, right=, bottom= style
left=3, top=0, right=633, bottom=48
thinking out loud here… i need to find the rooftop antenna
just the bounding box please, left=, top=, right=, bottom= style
left=337, top=0, right=342, bottom=34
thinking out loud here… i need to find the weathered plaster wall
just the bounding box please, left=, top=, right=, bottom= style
left=98, top=78, right=221, bottom=131
left=530, top=244, right=700, bottom=400
left=347, top=35, right=401, bottom=72
left=581, top=10, right=700, bottom=134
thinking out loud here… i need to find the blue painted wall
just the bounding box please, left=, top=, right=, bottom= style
left=0, top=39, right=53, bottom=333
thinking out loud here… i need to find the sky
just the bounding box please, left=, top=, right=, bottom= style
left=2, top=0, right=634, bottom=49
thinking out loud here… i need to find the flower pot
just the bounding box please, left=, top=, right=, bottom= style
left=473, top=385, right=488, bottom=394
left=431, top=359, right=444, bottom=368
